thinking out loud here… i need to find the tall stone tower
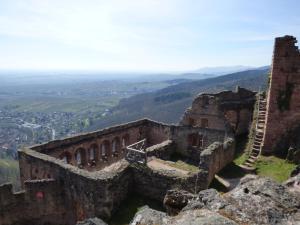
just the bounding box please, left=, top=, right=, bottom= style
left=262, top=35, right=300, bottom=154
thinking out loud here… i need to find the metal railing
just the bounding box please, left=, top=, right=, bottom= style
left=125, top=139, right=147, bottom=164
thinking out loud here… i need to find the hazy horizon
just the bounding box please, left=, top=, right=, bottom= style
left=0, top=0, right=299, bottom=72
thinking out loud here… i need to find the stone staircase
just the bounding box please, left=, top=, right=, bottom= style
left=240, top=93, right=267, bottom=171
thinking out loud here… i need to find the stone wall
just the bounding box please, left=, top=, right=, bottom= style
left=28, top=119, right=171, bottom=172
left=170, top=126, right=226, bottom=163
left=263, top=35, right=300, bottom=154
left=198, top=138, right=235, bottom=186
left=18, top=148, right=133, bottom=222
left=146, top=120, right=171, bottom=146
left=146, top=140, right=174, bottom=160
left=0, top=179, right=69, bottom=225
left=131, top=163, right=198, bottom=201
left=180, top=87, right=256, bottom=136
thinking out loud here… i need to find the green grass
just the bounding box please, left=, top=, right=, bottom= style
left=255, top=156, right=297, bottom=182
left=165, top=153, right=199, bottom=173
left=108, top=194, right=164, bottom=225
left=165, top=160, right=199, bottom=173
left=0, top=159, right=21, bottom=191
left=233, top=152, right=249, bottom=165
left=233, top=134, right=249, bottom=165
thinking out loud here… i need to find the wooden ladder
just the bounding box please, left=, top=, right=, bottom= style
left=240, top=92, right=267, bottom=171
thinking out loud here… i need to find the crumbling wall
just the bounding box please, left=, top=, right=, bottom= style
left=180, top=87, right=256, bottom=136
left=263, top=35, right=300, bottom=154
left=199, top=138, right=235, bottom=186
left=170, top=126, right=226, bottom=162
left=28, top=119, right=171, bottom=172
left=0, top=179, right=69, bottom=225
left=146, top=140, right=174, bottom=160
left=131, top=163, right=198, bottom=201
left=19, top=149, right=133, bottom=222
left=146, top=120, right=171, bottom=146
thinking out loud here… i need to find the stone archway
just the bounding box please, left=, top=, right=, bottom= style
left=75, top=148, right=87, bottom=167
left=112, top=137, right=121, bottom=157
left=100, top=140, right=110, bottom=161
left=59, top=151, right=72, bottom=164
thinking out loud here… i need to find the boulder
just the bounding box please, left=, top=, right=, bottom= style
left=163, top=189, right=195, bottom=215
left=76, top=217, right=107, bottom=225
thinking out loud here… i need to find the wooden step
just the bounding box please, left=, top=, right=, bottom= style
left=247, top=158, right=255, bottom=163
left=244, top=162, right=253, bottom=167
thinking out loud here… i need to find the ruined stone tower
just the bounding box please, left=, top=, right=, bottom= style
left=263, top=35, right=300, bottom=154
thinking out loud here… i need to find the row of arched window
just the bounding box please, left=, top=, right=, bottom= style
left=59, top=134, right=130, bottom=167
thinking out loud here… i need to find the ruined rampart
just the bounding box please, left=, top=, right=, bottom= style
left=199, top=138, right=235, bottom=185
left=0, top=179, right=68, bottom=225
left=263, top=35, right=300, bottom=154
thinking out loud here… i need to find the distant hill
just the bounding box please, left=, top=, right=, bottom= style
left=190, top=65, right=255, bottom=75
left=86, top=68, right=269, bottom=131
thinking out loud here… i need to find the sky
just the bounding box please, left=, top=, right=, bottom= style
left=0, top=0, right=299, bottom=72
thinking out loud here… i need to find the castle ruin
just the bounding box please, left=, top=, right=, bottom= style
left=1, top=35, right=299, bottom=225
left=263, top=36, right=300, bottom=154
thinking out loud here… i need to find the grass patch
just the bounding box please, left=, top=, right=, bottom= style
left=109, top=194, right=164, bottom=225
left=233, top=134, right=249, bottom=165
left=165, top=160, right=199, bottom=173
left=255, top=156, right=297, bottom=182
left=233, top=152, right=249, bottom=165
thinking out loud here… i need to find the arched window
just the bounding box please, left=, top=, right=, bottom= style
left=88, top=144, right=97, bottom=161
left=122, top=134, right=130, bottom=149
left=112, top=137, right=120, bottom=152
left=59, top=152, right=72, bottom=164
left=75, top=148, right=87, bottom=166
left=101, top=140, right=110, bottom=157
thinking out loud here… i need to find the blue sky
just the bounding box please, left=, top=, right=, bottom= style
left=0, top=0, right=299, bottom=72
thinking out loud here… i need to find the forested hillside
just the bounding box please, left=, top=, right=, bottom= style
left=87, top=68, right=269, bottom=130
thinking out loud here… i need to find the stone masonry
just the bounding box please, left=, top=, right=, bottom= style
left=263, top=35, right=300, bottom=154
left=180, top=86, right=256, bottom=136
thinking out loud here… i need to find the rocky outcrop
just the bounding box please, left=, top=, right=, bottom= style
left=130, top=206, right=238, bottom=225
left=163, top=189, right=195, bottom=215
left=76, top=218, right=107, bottom=225
left=131, top=175, right=300, bottom=225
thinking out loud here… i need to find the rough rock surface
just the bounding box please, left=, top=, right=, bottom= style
left=131, top=175, right=300, bottom=225
left=291, top=164, right=300, bottom=177
left=76, top=217, right=107, bottom=225
left=130, top=206, right=167, bottom=225
left=130, top=206, right=237, bottom=225
left=163, top=189, right=195, bottom=215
